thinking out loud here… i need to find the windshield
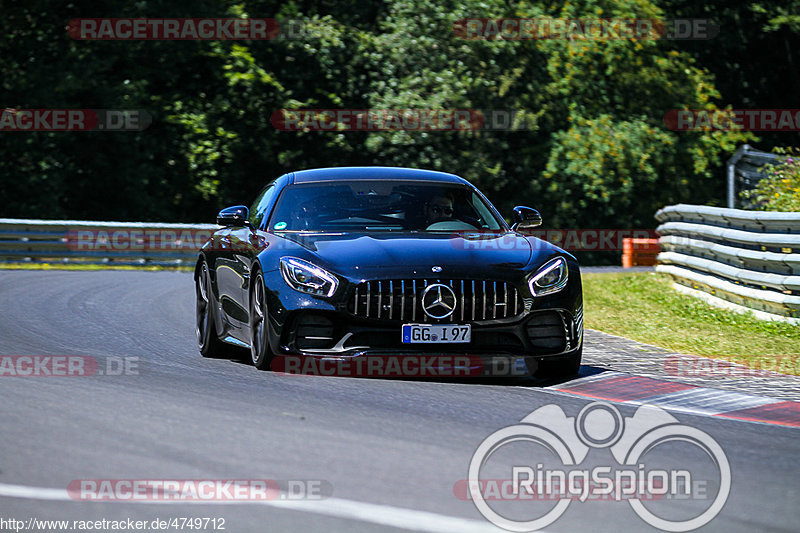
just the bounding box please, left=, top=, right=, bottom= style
left=267, top=181, right=505, bottom=233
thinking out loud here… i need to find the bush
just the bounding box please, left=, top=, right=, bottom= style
left=742, top=147, right=800, bottom=212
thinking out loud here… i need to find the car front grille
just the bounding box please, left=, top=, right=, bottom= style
left=348, top=279, right=524, bottom=322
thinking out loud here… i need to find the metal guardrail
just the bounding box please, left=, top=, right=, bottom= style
left=0, top=218, right=218, bottom=266
left=655, top=204, right=800, bottom=321
left=727, top=144, right=783, bottom=209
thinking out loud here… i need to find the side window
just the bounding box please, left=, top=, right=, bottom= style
left=249, top=184, right=278, bottom=229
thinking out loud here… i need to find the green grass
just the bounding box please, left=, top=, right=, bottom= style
left=583, top=272, right=800, bottom=375
left=0, top=262, right=192, bottom=272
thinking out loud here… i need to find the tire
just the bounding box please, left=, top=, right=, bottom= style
left=250, top=271, right=274, bottom=370
left=196, top=262, right=227, bottom=358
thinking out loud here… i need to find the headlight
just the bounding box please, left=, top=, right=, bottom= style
left=280, top=257, right=338, bottom=297
left=528, top=257, right=568, bottom=296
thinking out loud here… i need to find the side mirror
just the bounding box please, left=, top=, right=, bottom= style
left=216, top=205, right=249, bottom=227
left=511, top=206, right=542, bottom=231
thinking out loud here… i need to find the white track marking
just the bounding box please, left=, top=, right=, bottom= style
left=0, top=482, right=505, bottom=533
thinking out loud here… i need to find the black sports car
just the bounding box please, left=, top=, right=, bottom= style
left=195, top=167, right=582, bottom=378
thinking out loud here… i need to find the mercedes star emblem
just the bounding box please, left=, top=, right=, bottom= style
left=421, top=283, right=457, bottom=319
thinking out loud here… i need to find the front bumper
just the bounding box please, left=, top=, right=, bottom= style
left=261, top=264, right=583, bottom=374
left=277, top=307, right=582, bottom=357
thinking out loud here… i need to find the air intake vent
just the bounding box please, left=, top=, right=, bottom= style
left=525, top=311, right=567, bottom=353
left=294, top=314, right=335, bottom=350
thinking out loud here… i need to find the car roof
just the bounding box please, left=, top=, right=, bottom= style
left=289, top=166, right=469, bottom=185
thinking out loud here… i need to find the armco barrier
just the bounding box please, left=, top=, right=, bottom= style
left=654, top=204, right=800, bottom=321
left=0, top=218, right=218, bottom=266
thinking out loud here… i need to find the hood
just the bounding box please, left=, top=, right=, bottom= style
left=277, top=232, right=564, bottom=280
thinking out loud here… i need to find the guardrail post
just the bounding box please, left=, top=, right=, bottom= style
left=726, top=144, right=749, bottom=208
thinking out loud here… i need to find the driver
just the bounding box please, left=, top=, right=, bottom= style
left=423, top=192, right=455, bottom=227
left=290, top=201, right=318, bottom=230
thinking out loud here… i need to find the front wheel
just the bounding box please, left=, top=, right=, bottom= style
left=196, top=262, right=226, bottom=358
left=250, top=271, right=274, bottom=370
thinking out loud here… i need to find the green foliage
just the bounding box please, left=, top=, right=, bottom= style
left=533, top=0, right=753, bottom=226
left=544, top=116, right=676, bottom=226
left=662, top=0, right=800, bottom=151
left=741, top=148, right=800, bottom=211
left=0, top=0, right=795, bottom=229
left=752, top=0, right=800, bottom=32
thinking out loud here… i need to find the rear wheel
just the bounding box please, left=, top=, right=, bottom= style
left=250, top=271, right=274, bottom=370
left=196, top=262, right=226, bottom=358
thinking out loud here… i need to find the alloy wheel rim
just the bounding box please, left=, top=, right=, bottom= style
left=196, top=265, right=209, bottom=343
left=252, top=277, right=265, bottom=362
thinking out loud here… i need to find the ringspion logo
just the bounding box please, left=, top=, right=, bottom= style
left=466, top=402, right=729, bottom=531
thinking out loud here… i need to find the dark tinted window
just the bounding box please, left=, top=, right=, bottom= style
left=248, top=184, right=278, bottom=228
left=267, top=181, right=504, bottom=232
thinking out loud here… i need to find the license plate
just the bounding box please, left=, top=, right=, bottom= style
left=401, top=324, right=471, bottom=344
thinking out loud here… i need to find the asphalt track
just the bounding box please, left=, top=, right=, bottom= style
left=0, top=270, right=797, bottom=532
